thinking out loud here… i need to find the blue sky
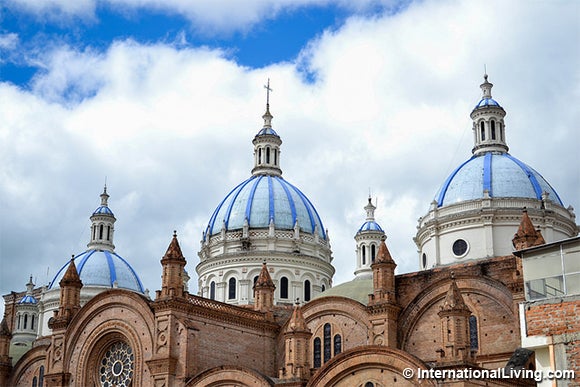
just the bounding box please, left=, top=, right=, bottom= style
left=1, top=2, right=404, bottom=86
left=1, top=0, right=579, bottom=316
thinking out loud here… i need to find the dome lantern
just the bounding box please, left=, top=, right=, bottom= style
left=88, top=185, right=116, bottom=251
left=251, top=79, right=283, bottom=177
left=470, top=74, right=509, bottom=156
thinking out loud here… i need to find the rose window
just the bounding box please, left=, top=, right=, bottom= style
left=99, top=341, right=134, bottom=387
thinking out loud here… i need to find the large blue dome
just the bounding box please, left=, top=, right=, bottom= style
left=205, top=175, right=326, bottom=239
left=49, top=250, right=144, bottom=293
left=435, top=153, right=563, bottom=207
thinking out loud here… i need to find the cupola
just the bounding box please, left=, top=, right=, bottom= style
left=471, top=74, right=508, bottom=155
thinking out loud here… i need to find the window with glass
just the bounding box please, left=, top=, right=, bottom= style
left=228, top=278, right=236, bottom=300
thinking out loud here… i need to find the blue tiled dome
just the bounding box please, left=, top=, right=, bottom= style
left=358, top=221, right=383, bottom=232
left=473, top=97, right=501, bottom=110
left=435, top=153, right=563, bottom=207
left=18, top=295, right=37, bottom=304
left=93, top=205, right=114, bottom=215
left=256, top=127, right=278, bottom=136
left=205, top=175, right=326, bottom=239
left=49, top=250, right=144, bottom=293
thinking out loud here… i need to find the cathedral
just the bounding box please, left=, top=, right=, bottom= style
left=1, top=75, right=578, bottom=386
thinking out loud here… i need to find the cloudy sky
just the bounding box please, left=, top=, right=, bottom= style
left=1, top=0, right=579, bottom=315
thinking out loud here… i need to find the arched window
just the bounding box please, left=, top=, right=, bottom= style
left=106, top=226, right=111, bottom=241
left=371, top=244, right=376, bottom=262
left=266, top=147, right=270, bottom=164
left=499, top=123, right=503, bottom=141
left=17, top=314, right=20, bottom=330
left=313, top=338, right=321, bottom=368
left=480, top=121, right=485, bottom=140
left=99, top=224, right=104, bottom=239
left=362, top=246, right=366, bottom=265
left=228, top=278, right=236, bottom=300
left=469, top=315, right=479, bottom=350
left=258, top=148, right=262, bottom=164
left=280, top=277, right=289, bottom=299
left=92, top=225, right=96, bottom=240
left=24, top=314, right=28, bottom=329
left=323, top=323, right=332, bottom=363
left=333, top=334, right=342, bottom=355
left=365, top=383, right=375, bottom=387
left=32, top=376, right=37, bottom=387
left=31, top=315, right=35, bottom=330
left=273, top=149, right=277, bottom=165
left=321, top=284, right=325, bottom=292
left=253, top=276, right=259, bottom=285
left=491, top=120, right=496, bottom=140
left=210, top=281, right=215, bottom=300
left=304, top=280, right=311, bottom=302
left=38, top=365, right=44, bottom=387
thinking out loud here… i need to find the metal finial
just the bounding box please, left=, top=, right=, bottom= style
left=173, top=230, right=177, bottom=237
left=264, top=78, right=273, bottom=107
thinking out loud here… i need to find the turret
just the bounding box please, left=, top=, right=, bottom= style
left=512, top=209, right=546, bottom=250
left=0, top=318, right=12, bottom=386
left=280, top=302, right=312, bottom=381
left=49, top=257, right=83, bottom=329
left=253, top=262, right=275, bottom=316
left=158, top=231, right=187, bottom=299
left=367, top=236, right=400, bottom=347
left=437, top=274, right=475, bottom=364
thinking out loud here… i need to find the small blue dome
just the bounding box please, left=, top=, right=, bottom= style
left=473, top=97, right=501, bottom=110
left=18, top=295, right=37, bottom=304
left=49, top=250, right=144, bottom=293
left=205, top=175, right=326, bottom=239
left=93, top=205, right=114, bottom=215
left=358, top=221, right=383, bottom=232
left=256, top=127, right=278, bottom=136
left=436, top=153, right=563, bottom=207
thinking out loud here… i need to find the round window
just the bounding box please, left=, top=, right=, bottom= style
left=452, top=239, right=468, bottom=257
left=99, top=341, right=134, bottom=387
left=422, top=253, right=427, bottom=268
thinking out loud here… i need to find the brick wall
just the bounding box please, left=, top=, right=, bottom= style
left=525, top=297, right=580, bottom=386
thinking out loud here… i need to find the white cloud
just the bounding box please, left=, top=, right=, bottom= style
left=0, top=33, right=19, bottom=50
left=1, top=0, right=579, bottom=318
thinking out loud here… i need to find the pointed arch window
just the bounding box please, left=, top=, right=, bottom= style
left=323, top=323, right=332, bottom=363
left=39, top=365, right=44, bottom=387
left=321, top=284, right=326, bottom=292
left=210, top=281, right=216, bottom=300
left=333, top=334, right=342, bottom=355
left=280, top=277, right=289, bottom=299
left=469, top=315, right=479, bottom=350
left=371, top=244, right=376, bottom=262
left=228, top=278, right=236, bottom=300
left=491, top=120, right=496, bottom=140
left=304, top=280, right=311, bottom=302
left=313, top=337, right=321, bottom=368
left=32, top=377, right=37, bottom=387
